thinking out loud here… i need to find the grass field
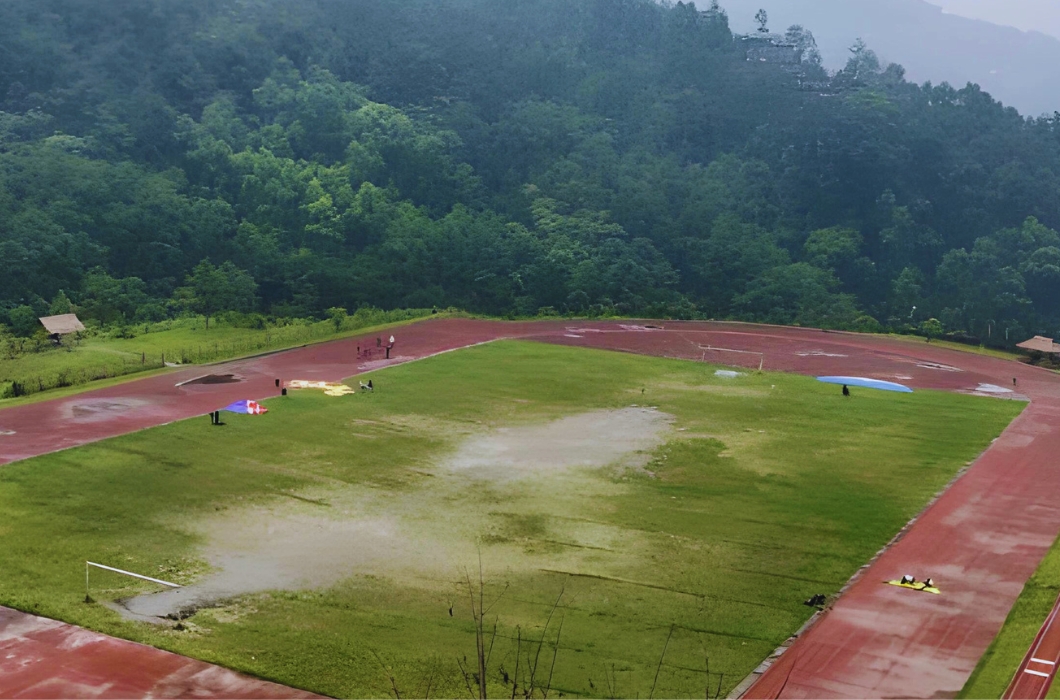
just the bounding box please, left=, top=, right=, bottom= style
left=961, top=534, right=1060, bottom=699
left=0, top=341, right=1022, bottom=698
left=0, top=308, right=436, bottom=403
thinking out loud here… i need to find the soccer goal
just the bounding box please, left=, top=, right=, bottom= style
left=84, top=561, right=181, bottom=602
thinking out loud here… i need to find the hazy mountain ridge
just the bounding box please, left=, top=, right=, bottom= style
left=712, top=0, right=1060, bottom=116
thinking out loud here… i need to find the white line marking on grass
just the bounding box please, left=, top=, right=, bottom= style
left=86, top=562, right=181, bottom=588
left=698, top=344, right=763, bottom=356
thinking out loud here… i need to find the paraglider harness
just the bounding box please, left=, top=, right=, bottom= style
left=886, top=574, right=940, bottom=594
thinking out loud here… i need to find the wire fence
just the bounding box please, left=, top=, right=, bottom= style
left=0, top=308, right=439, bottom=400
left=1, top=356, right=166, bottom=399
left=161, top=321, right=359, bottom=365
left=156, top=308, right=435, bottom=365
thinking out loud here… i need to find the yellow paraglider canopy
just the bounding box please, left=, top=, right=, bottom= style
left=287, top=380, right=357, bottom=397
left=885, top=578, right=941, bottom=594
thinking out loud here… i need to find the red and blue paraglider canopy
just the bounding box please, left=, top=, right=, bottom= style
left=221, top=400, right=269, bottom=415
left=817, top=376, right=913, bottom=393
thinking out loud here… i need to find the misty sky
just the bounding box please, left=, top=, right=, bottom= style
left=931, top=0, right=1060, bottom=39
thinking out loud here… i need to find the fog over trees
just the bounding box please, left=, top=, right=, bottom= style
left=1, top=0, right=1059, bottom=343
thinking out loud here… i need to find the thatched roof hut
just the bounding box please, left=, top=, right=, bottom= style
left=38, top=314, right=86, bottom=336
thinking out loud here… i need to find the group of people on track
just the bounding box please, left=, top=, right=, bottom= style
left=357, top=335, right=397, bottom=360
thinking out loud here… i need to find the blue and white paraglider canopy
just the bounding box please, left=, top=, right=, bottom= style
left=222, top=400, right=269, bottom=414
left=817, top=376, right=913, bottom=393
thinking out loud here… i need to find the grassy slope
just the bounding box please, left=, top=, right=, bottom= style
left=961, top=535, right=1060, bottom=698
left=0, top=341, right=152, bottom=390
left=881, top=334, right=1022, bottom=361
left=0, top=311, right=437, bottom=407
left=0, top=342, right=1022, bottom=698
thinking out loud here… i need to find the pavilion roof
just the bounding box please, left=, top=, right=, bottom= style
left=39, top=314, right=86, bottom=335
left=1016, top=336, right=1060, bottom=353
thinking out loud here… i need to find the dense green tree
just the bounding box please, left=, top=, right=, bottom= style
left=0, top=0, right=1059, bottom=340
left=920, top=318, right=944, bottom=342
left=7, top=306, right=40, bottom=338
left=804, top=227, right=863, bottom=281
left=735, top=264, right=858, bottom=328
left=178, top=260, right=257, bottom=328
left=77, top=271, right=151, bottom=326
left=48, top=291, right=72, bottom=315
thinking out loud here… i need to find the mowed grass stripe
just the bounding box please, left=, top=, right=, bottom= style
left=0, top=341, right=1021, bottom=698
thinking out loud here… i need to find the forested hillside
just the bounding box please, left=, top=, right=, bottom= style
left=2, top=0, right=1059, bottom=343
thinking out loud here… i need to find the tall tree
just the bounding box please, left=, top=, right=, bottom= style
left=179, top=260, right=257, bottom=329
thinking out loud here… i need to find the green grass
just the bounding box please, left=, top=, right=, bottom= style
left=961, top=534, right=1060, bottom=699
left=0, top=341, right=1022, bottom=698
left=0, top=340, right=158, bottom=397
left=0, top=309, right=439, bottom=404
left=883, top=334, right=1022, bottom=361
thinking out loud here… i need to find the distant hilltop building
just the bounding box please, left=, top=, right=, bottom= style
left=739, top=33, right=801, bottom=65
left=695, top=5, right=802, bottom=65
left=698, top=3, right=723, bottom=24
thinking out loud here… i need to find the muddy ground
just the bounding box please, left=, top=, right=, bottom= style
left=120, top=408, right=671, bottom=620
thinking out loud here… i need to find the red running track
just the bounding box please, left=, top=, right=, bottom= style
left=2, top=318, right=1060, bottom=698
left=0, top=606, right=321, bottom=698
left=1003, top=593, right=1060, bottom=699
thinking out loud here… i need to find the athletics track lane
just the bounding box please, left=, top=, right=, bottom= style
left=0, top=606, right=320, bottom=698
left=2, top=318, right=1060, bottom=698
left=1003, top=594, right=1060, bottom=700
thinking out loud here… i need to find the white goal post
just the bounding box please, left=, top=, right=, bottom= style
left=85, top=561, right=181, bottom=598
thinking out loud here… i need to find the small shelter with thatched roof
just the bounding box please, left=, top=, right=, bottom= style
left=39, top=314, right=86, bottom=343
left=1016, top=336, right=1060, bottom=355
